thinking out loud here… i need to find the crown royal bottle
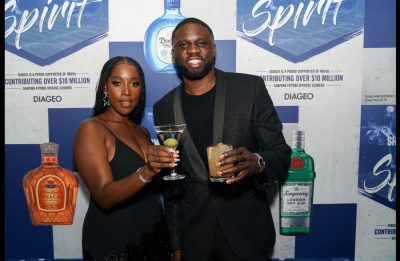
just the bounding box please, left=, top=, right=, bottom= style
left=279, top=130, right=315, bottom=235
left=23, top=142, right=79, bottom=225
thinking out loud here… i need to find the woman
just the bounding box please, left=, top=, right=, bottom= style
left=73, top=56, right=177, bottom=260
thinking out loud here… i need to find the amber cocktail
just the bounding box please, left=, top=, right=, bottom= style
left=207, top=143, right=234, bottom=182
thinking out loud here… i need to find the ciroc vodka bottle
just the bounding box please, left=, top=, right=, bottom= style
left=144, top=0, right=185, bottom=73
left=279, top=130, right=315, bottom=235
left=23, top=142, right=79, bottom=225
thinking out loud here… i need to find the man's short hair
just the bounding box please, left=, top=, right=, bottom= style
left=172, top=17, right=215, bottom=44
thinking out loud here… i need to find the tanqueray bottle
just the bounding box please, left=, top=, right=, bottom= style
left=279, top=130, right=315, bottom=235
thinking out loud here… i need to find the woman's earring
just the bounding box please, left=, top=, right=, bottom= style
left=103, top=89, right=110, bottom=107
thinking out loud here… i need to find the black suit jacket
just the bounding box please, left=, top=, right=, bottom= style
left=153, top=69, right=291, bottom=260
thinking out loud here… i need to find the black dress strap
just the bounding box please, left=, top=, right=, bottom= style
left=92, top=118, right=118, bottom=138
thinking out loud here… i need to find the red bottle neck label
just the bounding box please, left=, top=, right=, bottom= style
left=291, top=157, right=304, bottom=170
left=42, top=155, right=58, bottom=164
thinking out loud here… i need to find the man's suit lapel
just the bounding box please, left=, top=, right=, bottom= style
left=212, top=69, right=226, bottom=145
left=172, top=69, right=227, bottom=182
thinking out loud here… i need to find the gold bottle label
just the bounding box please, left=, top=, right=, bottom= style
left=35, top=174, right=67, bottom=212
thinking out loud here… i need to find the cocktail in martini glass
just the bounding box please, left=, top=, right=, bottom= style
left=154, top=124, right=186, bottom=180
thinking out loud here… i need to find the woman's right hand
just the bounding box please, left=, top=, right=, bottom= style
left=146, top=144, right=179, bottom=173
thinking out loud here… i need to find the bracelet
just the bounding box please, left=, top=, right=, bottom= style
left=136, top=167, right=152, bottom=183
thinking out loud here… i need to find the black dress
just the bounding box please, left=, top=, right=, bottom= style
left=82, top=137, right=162, bottom=260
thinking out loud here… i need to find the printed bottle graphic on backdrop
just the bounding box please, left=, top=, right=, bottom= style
left=144, top=0, right=185, bottom=73
left=23, top=142, right=79, bottom=225
left=280, top=130, right=315, bottom=235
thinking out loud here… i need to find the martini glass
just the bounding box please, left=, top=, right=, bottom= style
left=154, top=124, right=186, bottom=180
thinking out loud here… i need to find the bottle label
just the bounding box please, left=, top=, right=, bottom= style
left=156, top=27, right=174, bottom=64
left=42, top=155, right=58, bottom=164
left=35, top=174, right=67, bottom=211
left=291, top=157, right=304, bottom=170
left=281, top=216, right=310, bottom=228
left=280, top=182, right=312, bottom=215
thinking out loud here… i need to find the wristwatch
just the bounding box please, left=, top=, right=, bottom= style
left=254, top=153, right=266, bottom=173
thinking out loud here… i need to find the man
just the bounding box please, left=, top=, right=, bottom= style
left=153, top=17, right=291, bottom=261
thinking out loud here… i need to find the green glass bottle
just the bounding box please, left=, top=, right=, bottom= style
left=280, top=130, right=315, bottom=235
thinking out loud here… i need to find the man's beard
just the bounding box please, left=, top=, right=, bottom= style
left=175, top=56, right=216, bottom=81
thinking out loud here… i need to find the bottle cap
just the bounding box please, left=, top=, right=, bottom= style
left=291, top=130, right=305, bottom=148
left=40, top=142, right=59, bottom=155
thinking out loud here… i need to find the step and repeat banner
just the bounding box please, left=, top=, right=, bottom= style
left=4, top=0, right=396, bottom=260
